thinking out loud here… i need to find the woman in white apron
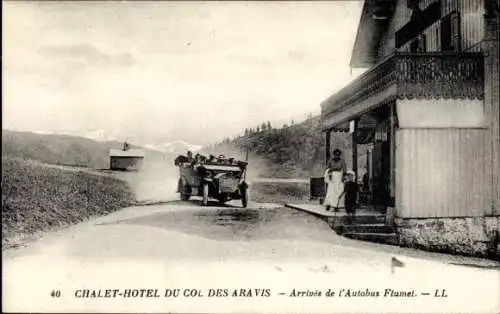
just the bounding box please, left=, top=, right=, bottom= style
left=324, top=149, right=347, bottom=211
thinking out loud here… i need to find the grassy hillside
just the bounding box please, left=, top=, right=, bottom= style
left=2, top=157, right=135, bottom=248
left=250, top=181, right=310, bottom=203
left=2, top=130, right=168, bottom=169
left=205, top=116, right=353, bottom=178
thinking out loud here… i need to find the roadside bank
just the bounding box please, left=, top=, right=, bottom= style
left=2, top=157, right=135, bottom=249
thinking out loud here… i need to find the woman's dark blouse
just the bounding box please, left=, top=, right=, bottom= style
left=327, top=158, right=347, bottom=172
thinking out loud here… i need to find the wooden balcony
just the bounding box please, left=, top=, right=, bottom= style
left=321, top=52, right=484, bottom=128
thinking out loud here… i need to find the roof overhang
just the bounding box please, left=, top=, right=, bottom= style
left=322, top=52, right=485, bottom=131
left=350, top=0, right=395, bottom=68
left=109, top=149, right=145, bottom=158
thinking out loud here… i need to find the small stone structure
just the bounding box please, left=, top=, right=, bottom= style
left=109, top=149, right=145, bottom=171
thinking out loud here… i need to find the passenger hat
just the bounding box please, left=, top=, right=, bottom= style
left=346, top=170, right=355, bottom=176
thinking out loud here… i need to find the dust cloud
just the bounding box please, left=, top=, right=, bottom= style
left=116, top=155, right=179, bottom=204
left=117, top=146, right=278, bottom=205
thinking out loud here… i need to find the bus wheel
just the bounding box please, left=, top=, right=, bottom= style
left=241, top=188, right=248, bottom=208
left=202, top=183, right=209, bottom=206
left=180, top=181, right=190, bottom=201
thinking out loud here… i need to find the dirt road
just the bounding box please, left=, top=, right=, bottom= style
left=3, top=199, right=499, bottom=313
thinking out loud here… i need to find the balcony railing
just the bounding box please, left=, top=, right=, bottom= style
left=322, top=52, right=484, bottom=116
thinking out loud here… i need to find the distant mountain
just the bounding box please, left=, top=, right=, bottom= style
left=81, top=129, right=119, bottom=142
left=34, top=129, right=120, bottom=143
left=2, top=129, right=170, bottom=169
left=145, top=140, right=202, bottom=155
left=32, top=129, right=203, bottom=155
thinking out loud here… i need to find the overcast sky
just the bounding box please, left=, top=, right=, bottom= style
left=3, top=1, right=362, bottom=145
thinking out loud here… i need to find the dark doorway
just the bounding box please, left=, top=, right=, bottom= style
left=371, top=141, right=390, bottom=210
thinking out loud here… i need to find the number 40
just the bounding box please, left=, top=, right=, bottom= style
left=50, top=290, right=61, bottom=298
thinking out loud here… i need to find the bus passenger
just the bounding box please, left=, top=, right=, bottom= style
left=186, top=151, right=194, bottom=163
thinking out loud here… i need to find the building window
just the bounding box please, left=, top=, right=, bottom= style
left=395, top=0, right=440, bottom=48
left=485, top=0, right=500, bottom=19
left=410, top=34, right=427, bottom=52
left=441, top=11, right=461, bottom=52
left=406, top=0, right=421, bottom=9
left=410, top=38, right=418, bottom=52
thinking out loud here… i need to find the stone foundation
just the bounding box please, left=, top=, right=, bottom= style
left=395, top=216, right=500, bottom=259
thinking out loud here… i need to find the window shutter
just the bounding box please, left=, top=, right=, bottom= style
left=440, top=14, right=452, bottom=51
left=410, top=38, right=419, bottom=52
left=419, top=34, right=427, bottom=52
left=451, top=11, right=461, bottom=51
left=485, top=0, right=500, bottom=19
left=409, top=34, right=426, bottom=53
left=441, top=12, right=461, bottom=52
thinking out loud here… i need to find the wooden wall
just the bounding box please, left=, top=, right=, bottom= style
left=378, top=0, right=410, bottom=58
left=378, top=0, right=486, bottom=58
left=395, top=127, right=491, bottom=218
left=349, top=0, right=498, bottom=218
left=455, top=0, right=486, bottom=51
left=396, top=99, right=485, bottom=128
left=379, top=0, right=497, bottom=219
left=482, top=21, right=500, bottom=215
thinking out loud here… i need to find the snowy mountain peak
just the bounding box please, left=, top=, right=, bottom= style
left=32, top=129, right=202, bottom=153
left=145, top=141, right=202, bottom=154
left=84, top=129, right=117, bottom=142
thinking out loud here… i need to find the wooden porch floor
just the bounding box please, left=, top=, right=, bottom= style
left=284, top=202, right=396, bottom=245
left=284, top=203, right=385, bottom=218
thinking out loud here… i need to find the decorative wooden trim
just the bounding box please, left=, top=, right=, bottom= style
left=321, top=52, right=485, bottom=120
left=323, top=90, right=396, bottom=130
left=395, top=53, right=484, bottom=100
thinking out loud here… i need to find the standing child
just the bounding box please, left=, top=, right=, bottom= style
left=338, top=171, right=359, bottom=224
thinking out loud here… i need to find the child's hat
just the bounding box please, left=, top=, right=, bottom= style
left=346, top=170, right=355, bottom=176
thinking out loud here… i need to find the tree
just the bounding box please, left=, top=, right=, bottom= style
left=261, top=122, right=267, bottom=131
left=256, top=126, right=260, bottom=133
left=267, top=121, right=272, bottom=129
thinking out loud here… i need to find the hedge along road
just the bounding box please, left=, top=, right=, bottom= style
left=3, top=197, right=500, bottom=313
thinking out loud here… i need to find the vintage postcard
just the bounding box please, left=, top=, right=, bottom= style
left=2, top=0, right=500, bottom=313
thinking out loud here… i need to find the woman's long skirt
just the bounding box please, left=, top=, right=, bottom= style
left=324, top=171, right=344, bottom=208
